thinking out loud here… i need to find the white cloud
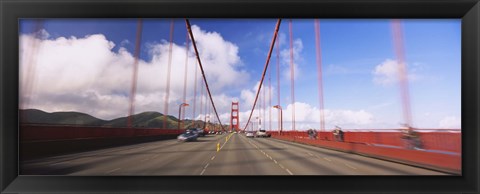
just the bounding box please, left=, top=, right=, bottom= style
left=280, top=38, right=303, bottom=81
left=237, top=101, right=375, bottom=131
left=20, top=26, right=249, bottom=121
left=239, top=81, right=275, bottom=112
left=439, top=116, right=460, bottom=128
left=372, top=59, right=418, bottom=86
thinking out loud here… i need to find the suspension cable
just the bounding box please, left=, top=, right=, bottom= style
left=199, top=73, right=204, bottom=127
left=263, top=77, right=266, bottom=130
left=242, top=19, right=282, bottom=131
left=185, top=19, right=226, bottom=131
left=163, top=19, right=174, bottom=129
left=128, top=19, right=143, bottom=127
left=314, top=19, right=325, bottom=132
left=269, top=63, right=272, bottom=131
left=192, top=60, right=198, bottom=126
left=289, top=19, right=296, bottom=131
left=276, top=28, right=281, bottom=133
left=391, top=19, right=413, bottom=128
left=21, top=19, right=44, bottom=123
left=181, top=30, right=189, bottom=129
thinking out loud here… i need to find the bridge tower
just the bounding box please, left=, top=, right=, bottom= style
left=230, top=101, right=239, bottom=132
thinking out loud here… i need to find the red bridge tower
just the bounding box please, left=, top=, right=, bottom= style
left=230, top=101, right=239, bottom=131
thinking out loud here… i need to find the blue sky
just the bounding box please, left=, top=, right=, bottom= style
left=19, top=19, right=461, bottom=130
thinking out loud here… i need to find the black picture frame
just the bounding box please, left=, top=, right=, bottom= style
left=1, top=0, right=479, bottom=193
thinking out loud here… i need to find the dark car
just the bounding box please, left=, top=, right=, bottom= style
left=177, top=131, right=198, bottom=142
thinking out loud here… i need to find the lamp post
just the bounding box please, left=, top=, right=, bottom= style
left=178, top=103, right=189, bottom=130
left=273, top=105, right=283, bottom=135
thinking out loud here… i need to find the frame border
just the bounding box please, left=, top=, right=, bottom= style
left=1, top=0, right=479, bottom=193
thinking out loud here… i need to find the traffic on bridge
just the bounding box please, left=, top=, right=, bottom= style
left=19, top=18, right=461, bottom=175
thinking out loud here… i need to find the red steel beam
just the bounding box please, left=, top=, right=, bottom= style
left=243, top=19, right=282, bottom=131
left=128, top=19, right=143, bottom=127
left=163, top=19, right=175, bottom=129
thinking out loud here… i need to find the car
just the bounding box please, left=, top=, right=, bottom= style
left=177, top=131, right=198, bottom=142
left=246, top=132, right=254, bottom=138
left=255, top=129, right=269, bottom=138
left=187, top=128, right=205, bottom=137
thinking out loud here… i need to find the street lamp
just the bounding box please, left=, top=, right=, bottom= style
left=178, top=103, right=189, bottom=130
left=273, top=105, right=283, bottom=135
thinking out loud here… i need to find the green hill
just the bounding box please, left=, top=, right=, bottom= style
left=19, top=109, right=230, bottom=130
left=20, top=109, right=107, bottom=126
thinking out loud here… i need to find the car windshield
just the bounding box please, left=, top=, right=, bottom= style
left=259, top=130, right=266, bottom=132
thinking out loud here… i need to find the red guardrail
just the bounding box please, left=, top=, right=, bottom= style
left=21, top=124, right=184, bottom=141
left=269, top=130, right=461, bottom=153
left=269, top=131, right=461, bottom=174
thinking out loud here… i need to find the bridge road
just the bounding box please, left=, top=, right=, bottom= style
left=21, top=133, right=448, bottom=175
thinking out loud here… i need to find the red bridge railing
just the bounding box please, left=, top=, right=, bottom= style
left=268, top=130, right=461, bottom=174
left=21, top=124, right=184, bottom=142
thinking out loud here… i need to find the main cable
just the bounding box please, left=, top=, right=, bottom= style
left=242, top=19, right=282, bottom=131
left=185, top=19, right=226, bottom=131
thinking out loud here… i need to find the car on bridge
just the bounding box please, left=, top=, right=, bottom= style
left=177, top=131, right=198, bottom=142
left=255, top=129, right=270, bottom=138
left=246, top=132, right=254, bottom=138
left=187, top=128, right=206, bottom=137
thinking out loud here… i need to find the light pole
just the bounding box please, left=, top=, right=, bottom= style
left=178, top=103, right=189, bottom=130
left=273, top=105, right=283, bottom=135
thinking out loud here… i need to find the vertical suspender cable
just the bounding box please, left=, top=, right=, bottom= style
left=21, top=20, right=44, bottom=123
left=314, top=19, right=326, bottom=132
left=163, top=19, right=175, bottom=129
left=242, top=19, right=281, bottom=131
left=128, top=19, right=143, bottom=127
left=276, top=29, right=281, bottom=133
left=192, top=61, right=198, bottom=127
left=205, top=96, right=208, bottom=125
left=289, top=19, right=296, bottom=131
left=186, top=19, right=226, bottom=131
left=200, top=75, right=204, bottom=127
left=391, top=19, right=413, bottom=127
left=269, top=65, right=272, bottom=131
left=263, top=76, right=266, bottom=130
left=181, top=31, right=189, bottom=129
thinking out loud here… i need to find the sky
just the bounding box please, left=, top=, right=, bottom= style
left=19, top=19, right=461, bottom=131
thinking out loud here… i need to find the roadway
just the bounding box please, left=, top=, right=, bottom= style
left=21, top=133, right=448, bottom=175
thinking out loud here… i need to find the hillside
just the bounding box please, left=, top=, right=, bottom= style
left=19, top=109, right=228, bottom=130
left=20, top=109, right=107, bottom=126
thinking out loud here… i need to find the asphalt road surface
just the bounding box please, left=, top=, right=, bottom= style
left=21, top=133, right=449, bottom=175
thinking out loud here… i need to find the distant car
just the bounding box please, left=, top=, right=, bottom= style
left=177, top=131, right=198, bottom=142
left=256, top=129, right=269, bottom=138
left=246, top=132, right=254, bottom=138
left=187, top=128, right=205, bottom=137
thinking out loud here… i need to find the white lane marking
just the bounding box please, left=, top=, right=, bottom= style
left=106, top=168, right=121, bottom=174
left=286, top=169, right=293, bottom=175
left=204, top=163, right=210, bottom=169
left=244, top=135, right=293, bottom=175
left=344, top=163, right=357, bottom=170
left=323, top=157, right=332, bottom=162
left=307, top=152, right=314, bottom=157
left=200, top=169, right=206, bottom=175
left=211, top=156, right=215, bottom=160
